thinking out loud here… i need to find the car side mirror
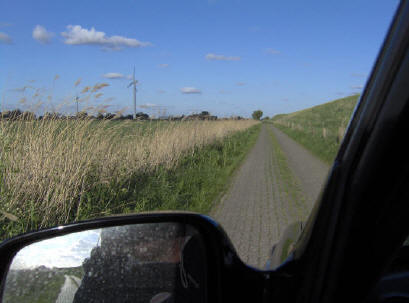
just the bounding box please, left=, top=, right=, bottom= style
left=0, top=213, right=268, bottom=303
left=3, top=223, right=207, bottom=303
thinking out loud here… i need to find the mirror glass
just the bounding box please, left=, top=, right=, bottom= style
left=3, top=222, right=207, bottom=303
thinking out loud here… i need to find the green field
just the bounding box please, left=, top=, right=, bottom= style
left=74, top=123, right=261, bottom=218
left=4, top=266, right=84, bottom=303
left=271, top=94, right=359, bottom=164
left=0, top=119, right=260, bottom=240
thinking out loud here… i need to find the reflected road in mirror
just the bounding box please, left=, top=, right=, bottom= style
left=3, top=223, right=207, bottom=303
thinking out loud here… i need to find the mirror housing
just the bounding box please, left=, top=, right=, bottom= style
left=0, top=212, right=268, bottom=303
left=266, top=221, right=304, bottom=269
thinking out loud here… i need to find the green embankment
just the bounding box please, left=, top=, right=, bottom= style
left=4, top=267, right=84, bottom=303
left=1, top=124, right=261, bottom=240
left=271, top=94, right=359, bottom=164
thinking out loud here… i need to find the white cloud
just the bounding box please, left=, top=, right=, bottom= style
left=140, top=103, right=158, bottom=109
left=61, top=25, right=152, bottom=50
left=351, top=73, right=367, bottom=78
left=10, top=230, right=100, bottom=269
left=351, top=85, right=364, bottom=90
left=103, top=72, right=125, bottom=79
left=219, top=89, right=230, bottom=94
left=0, top=32, right=12, bottom=44
left=32, top=25, right=53, bottom=44
left=159, top=63, right=169, bottom=68
left=205, top=53, right=240, bottom=61
left=10, top=86, right=33, bottom=92
left=181, top=87, right=202, bottom=94
left=248, top=26, right=261, bottom=33
left=0, top=22, right=12, bottom=28
left=266, top=48, right=280, bottom=55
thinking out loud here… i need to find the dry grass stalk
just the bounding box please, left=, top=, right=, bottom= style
left=0, top=118, right=257, bottom=227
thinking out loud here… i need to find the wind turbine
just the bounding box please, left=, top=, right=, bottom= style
left=127, top=67, right=138, bottom=119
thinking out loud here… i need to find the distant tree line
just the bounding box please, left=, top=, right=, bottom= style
left=0, top=109, right=227, bottom=121
left=0, top=109, right=151, bottom=121
left=252, top=110, right=263, bottom=120
left=182, top=111, right=218, bottom=121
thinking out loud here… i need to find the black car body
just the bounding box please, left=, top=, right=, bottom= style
left=1, top=1, right=409, bottom=303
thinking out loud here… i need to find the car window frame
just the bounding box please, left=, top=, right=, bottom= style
left=272, top=1, right=409, bottom=302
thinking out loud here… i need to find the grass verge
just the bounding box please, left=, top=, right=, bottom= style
left=0, top=124, right=261, bottom=240
left=268, top=128, right=309, bottom=221
left=270, top=94, right=359, bottom=164
left=272, top=124, right=338, bottom=164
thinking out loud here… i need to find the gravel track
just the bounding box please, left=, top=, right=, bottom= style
left=56, top=275, right=81, bottom=303
left=212, top=124, right=329, bottom=268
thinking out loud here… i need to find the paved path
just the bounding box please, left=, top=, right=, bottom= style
left=55, top=275, right=81, bottom=303
left=212, top=124, right=329, bottom=268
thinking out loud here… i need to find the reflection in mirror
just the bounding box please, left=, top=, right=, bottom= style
left=3, top=223, right=207, bottom=303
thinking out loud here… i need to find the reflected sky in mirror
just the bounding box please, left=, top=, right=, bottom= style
left=4, top=223, right=208, bottom=303
left=10, top=229, right=100, bottom=270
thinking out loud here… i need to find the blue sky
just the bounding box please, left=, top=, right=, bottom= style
left=0, top=0, right=400, bottom=117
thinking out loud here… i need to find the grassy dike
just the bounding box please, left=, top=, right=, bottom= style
left=272, top=123, right=338, bottom=164
left=271, top=94, right=359, bottom=164
left=1, top=124, right=261, bottom=240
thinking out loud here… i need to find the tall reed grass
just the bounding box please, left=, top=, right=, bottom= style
left=0, top=118, right=257, bottom=234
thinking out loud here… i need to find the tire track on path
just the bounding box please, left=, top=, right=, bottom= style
left=212, top=124, right=329, bottom=268
left=269, top=126, right=330, bottom=210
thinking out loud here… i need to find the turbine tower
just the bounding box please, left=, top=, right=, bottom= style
left=128, top=67, right=138, bottom=119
